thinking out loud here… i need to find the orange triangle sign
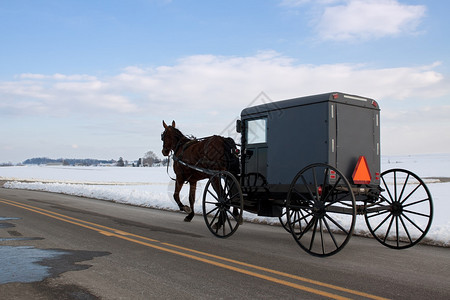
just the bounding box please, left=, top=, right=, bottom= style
left=352, top=156, right=372, bottom=184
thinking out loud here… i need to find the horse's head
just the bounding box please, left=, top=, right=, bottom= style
left=161, top=120, right=177, bottom=156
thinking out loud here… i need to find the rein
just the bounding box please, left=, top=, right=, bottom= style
left=165, top=153, right=177, bottom=181
left=172, top=154, right=217, bottom=176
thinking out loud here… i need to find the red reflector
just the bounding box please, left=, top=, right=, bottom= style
left=330, top=170, right=336, bottom=179
left=332, top=93, right=339, bottom=99
left=371, top=100, right=378, bottom=107
left=352, top=156, right=372, bottom=184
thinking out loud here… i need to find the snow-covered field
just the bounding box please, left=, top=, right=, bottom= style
left=1, top=153, right=449, bottom=247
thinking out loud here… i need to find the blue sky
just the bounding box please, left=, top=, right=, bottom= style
left=1, top=0, right=449, bottom=163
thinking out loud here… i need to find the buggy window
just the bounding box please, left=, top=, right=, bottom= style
left=246, top=118, right=267, bottom=144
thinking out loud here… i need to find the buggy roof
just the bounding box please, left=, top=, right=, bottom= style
left=241, top=92, right=379, bottom=118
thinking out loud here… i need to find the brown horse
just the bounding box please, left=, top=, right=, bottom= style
left=161, top=120, right=239, bottom=222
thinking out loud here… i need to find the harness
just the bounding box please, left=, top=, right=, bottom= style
left=165, top=138, right=217, bottom=182
left=163, top=132, right=239, bottom=183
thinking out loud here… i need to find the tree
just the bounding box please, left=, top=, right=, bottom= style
left=143, top=151, right=160, bottom=167
left=117, top=157, right=125, bottom=167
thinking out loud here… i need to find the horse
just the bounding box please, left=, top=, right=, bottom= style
left=161, top=120, right=239, bottom=222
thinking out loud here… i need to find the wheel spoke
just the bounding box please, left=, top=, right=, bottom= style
left=373, top=213, right=392, bottom=233
left=323, top=217, right=338, bottom=249
left=403, top=198, right=430, bottom=208
left=383, top=215, right=395, bottom=243
left=291, top=187, right=315, bottom=205
left=366, top=208, right=390, bottom=219
left=399, top=215, right=413, bottom=244
left=397, top=173, right=410, bottom=203
left=225, top=211, right=233, bottom=233
left=394, top=170, right=398, bottom=202
left=381, top=175, right=395, bottom=204
left=324, top=214, right=348, bottom=235
left=322, top=177, right=342, bottom=203
left=399, top=185, right=422, bottom=207
left=312, top=167, right=319, bottom=202
left=403, top=209, right=431, bottom=218
left=291, top=210, right=314, bottom=224
left=300, top=174, right=316, bottom=204
left=225, top=178, right=236, bottom=199
left=205, top=206, right=219, bottom=217
left=379, top=193, right=393, bottom=205
left=296, top=216, right=315, bottom=239
left=207, top=189, right=219, bottom=201
left=395, top=215, right=399, bottom=247
left=309, top=218, right=318, bottom=251
left=319, top=219, right=325, bottom=255
left=221, top=211, right=226, bottom=236
left=209, top=209, right=220, bottom=229
left=401, top=213, right=425, bottom=233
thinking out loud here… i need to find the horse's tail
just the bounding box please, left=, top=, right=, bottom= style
left=223, top=137, right=240, bottom=176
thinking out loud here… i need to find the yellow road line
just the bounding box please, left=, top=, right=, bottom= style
left=162, top=242, right=388, bottom=300
left=0, top=197, right=389, bottom=300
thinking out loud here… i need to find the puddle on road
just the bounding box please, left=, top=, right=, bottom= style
left=0, top=223, right=15, bottom=229
left=0, top=237, right=44, bottom=242
left=0, top=217, right=21, bottom=221
left=0, top=215, right=110, bottom=284
left=0, top=246, right=67, bottom=284
left=0, top=246, right=110, bottom=284
left=0, top=217, right=20, bottom=229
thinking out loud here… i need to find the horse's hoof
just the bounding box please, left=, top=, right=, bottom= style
left=232, top=213, right=243, bottom=225
left=184, top=216, right=192, bottom=222
left=212, top=222, right=222, bottom=230
left=182, top=205, right=192, bottom=214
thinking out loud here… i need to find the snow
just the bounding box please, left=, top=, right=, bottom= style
left=1, top=154, right=449, bottom=247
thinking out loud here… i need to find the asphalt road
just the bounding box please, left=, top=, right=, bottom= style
left=0, top=188, right=449, bottom=299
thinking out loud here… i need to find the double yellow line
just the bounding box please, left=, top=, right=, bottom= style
left=0, top=197, right=388, bottom=300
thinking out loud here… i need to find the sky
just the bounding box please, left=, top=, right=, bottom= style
left=1, top=0, right=449, bottom=163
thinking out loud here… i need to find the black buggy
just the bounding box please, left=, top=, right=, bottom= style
left=201, top=92, right=433, bottom=257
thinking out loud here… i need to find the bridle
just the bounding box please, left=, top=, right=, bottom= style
left=161, top=131, right=171, bottom=155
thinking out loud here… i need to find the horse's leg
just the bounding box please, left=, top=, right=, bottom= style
left=174, top=179, right=191, bottom=214
left=210, top=176, right=225, bottom=230
left=184, top=181, right=196, bottom=222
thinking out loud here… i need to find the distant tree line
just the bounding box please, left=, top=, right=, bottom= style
left=21, top=152, right=168, bottom=167
left=22, top=157, right=115, bottom=166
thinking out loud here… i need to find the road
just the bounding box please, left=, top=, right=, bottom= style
left=0, top=188, right=449, bottom=299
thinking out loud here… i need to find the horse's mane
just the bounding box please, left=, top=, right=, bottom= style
left=173, top=127, right=196, bottom=141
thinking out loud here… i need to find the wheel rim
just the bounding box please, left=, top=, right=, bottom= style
left=286, top=164, right=356, bottom=257
left=365, top=169, right=433, bottom=249
left=202, top=171, right=243, bottom=238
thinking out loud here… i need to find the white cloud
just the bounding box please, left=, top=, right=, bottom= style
left=1, top=51, right=448, bottom=155
left=2, top=52, right=446, bottom=115
left=315, top=0, right=426, bottom=41
left=1, top=51, right=447, bottom=114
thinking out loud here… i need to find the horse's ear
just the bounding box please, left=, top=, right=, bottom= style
left=163, top=120, right=168, bottom=129
left=172, top=120, right=176, bottom=128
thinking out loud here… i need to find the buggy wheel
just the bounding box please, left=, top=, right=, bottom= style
left=365, top=169, right=433, bottom=249
left=202, top=171, right=243, bottom=238
left=279, top=206, right=291, bottom=233
left=286, top=163, right=356, bottom=257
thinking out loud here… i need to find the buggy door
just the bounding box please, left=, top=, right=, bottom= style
left=243, top=118, right=268, bottom=184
